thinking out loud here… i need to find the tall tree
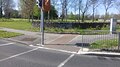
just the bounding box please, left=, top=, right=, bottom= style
left=78, top=0, right=82, bottom=22
left=4, top=0, right=14, bottom=18
left=0, top=0, right=3, bottom=18
left=0, top=0, right=14, bottom=18
left=115, top=0, right=120, bottom=14
left=44, top=5, right=58, bottom=20
left=102, top=0, right=115, bottom=22
left=20, top=0, right=35, bottom=22
left=90, top=0, right=100, bottom=22
left=61, top=0, right=68, bottom=21
left=10, top=9, right=20, bottom=18
left=81, top=0, right=91, bottom=22
left=33, top=5, right=40, bottom=19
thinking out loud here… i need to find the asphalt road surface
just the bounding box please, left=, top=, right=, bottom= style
left=0, top=39, right=120, bottom=67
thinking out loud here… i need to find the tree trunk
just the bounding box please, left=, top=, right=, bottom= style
left=0, top=2, right=2, bottom=18
left=28, top=14, right=31, bottom=22
left=0, top=8, right=2, bottom=18
left=104, top=10, right=107, bottom=22
left=92, top=7, right=95, bottom=23
left=82, top=13, right=85, bottom=22
left=78, top=0, right=81, bottom=23
left=0, top=0, right=2, bottom=18
left=31, top=11, right=34, bottom=23
left=48, top=11, right=50, bottom=22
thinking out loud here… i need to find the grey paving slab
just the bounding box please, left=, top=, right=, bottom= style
left=48, top=34, right=77, bottom=45
left=44, top=45, right=80, bottom=52
left=0, top=48, right=71, bottom=67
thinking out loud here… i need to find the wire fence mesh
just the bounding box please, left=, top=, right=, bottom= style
left=78, top=31, right=120, bottom=52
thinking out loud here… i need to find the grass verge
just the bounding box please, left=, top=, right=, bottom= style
left=90, top=39, right=118, bottom=49
left=0, top=30, right=22, bottom=38
left=0, top=18, right=39, bottom=32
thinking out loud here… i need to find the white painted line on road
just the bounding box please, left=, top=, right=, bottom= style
left=57, top=54, right=75, bottom=67
left=46, top=35, right=64, bottom=44
left=39, top=47, right=77, bottom=54
left=0, top=43, right=14, bottom=47
left=29, top=45, right=77, bottom=54
left=0, top=47, right=40, bottom=62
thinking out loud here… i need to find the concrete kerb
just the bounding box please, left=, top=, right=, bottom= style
left=78, top=48, right=120, bottom=57
left=80, top=51, right=120, bottom=57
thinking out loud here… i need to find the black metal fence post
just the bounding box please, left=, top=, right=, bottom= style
left=118, top=32, right=120, bottom=50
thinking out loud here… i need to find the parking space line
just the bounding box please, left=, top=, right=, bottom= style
left=57, top=54, right=75, bottom=67
left=0, top=47, right=40, bottom=62
left=0, top=43, right=14, bottom=47
left=38, top=47, right=77, bottom=54
left=30, top=45, right=77, bottom=54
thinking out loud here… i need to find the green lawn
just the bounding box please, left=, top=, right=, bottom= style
left=0, top=18, right=119, bottom=34
left=0, top=30, right=22, bottom=38
left=0, top=18, right=39, bottom=32
left=90, top=39, right=118, bottom=49
left=0, top=18, right=110, bottom=34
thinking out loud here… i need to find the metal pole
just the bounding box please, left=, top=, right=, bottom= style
left=118, top=32, right=120, bottom=50
left=40, top=0, right=44, bottom=46
left=81, top=35, right=83, bottom=51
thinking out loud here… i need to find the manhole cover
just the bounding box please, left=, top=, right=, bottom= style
left=21, top=38, right=37, bottom=41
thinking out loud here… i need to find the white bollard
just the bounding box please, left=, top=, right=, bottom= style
left=110, top=18, right=117, bottom=34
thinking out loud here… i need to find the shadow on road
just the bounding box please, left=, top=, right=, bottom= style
left=75, top=43, right=90, bottom=47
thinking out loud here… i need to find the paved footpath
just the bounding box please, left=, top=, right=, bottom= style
left=0, top=27, right=80, bottom=52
